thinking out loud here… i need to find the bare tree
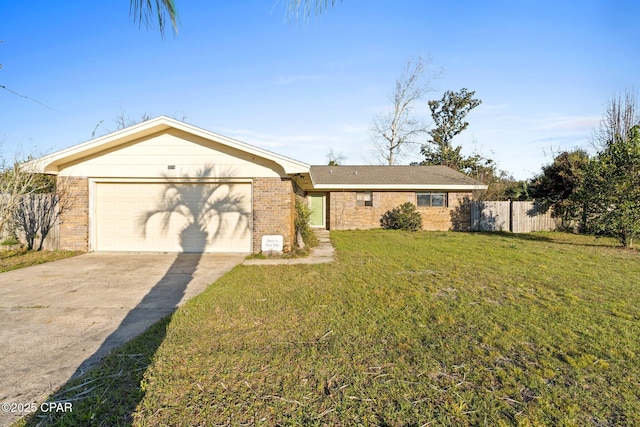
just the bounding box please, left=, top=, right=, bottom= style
left=0, top=155, right=51, bottom=238
left=326, top=148, right=346, bottom=165
left=12, top=176, right=74, bottom=250
left=370, top=56, right=438, bottom=165
left=115, top=110, right=152, bottom=130
left=90, top=111, right=152, bottom=139
left=92, top=111, right=186, bottom=139
left=593, top=89, right=639, bottom=151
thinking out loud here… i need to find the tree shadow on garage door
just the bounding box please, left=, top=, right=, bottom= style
left=138, top=165, right=252, bottom=253
left=20, top=167, right=251, bottom=426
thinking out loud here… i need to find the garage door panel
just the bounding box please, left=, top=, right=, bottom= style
left=208, top=213, right=251, bottom=251
left=95, top=182, right=251, bottom=252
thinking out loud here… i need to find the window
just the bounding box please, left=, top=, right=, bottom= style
left=356, top=191, right=373, bottom=207
left=417, top=192, right=448, bottom=207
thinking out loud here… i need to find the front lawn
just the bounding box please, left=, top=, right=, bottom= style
left=20, top=231, right=640, bottom=426
left=0, top=248, right=80, bottom=273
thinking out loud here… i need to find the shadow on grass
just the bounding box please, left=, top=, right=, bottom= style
left=478, top=231, right=554, bottom=242
left=478, top=230, right=626, bottom=249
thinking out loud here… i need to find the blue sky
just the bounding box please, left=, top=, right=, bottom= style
left=1, top=1, right=638, bottom=179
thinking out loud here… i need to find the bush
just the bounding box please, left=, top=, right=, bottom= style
left=380, top=202, right=423, bottom=231
left=294, top=197, right=318, bottom=248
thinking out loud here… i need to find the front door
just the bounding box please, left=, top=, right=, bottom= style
left=308, top=193, right=325, bottom=228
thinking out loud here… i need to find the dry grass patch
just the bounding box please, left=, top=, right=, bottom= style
left=0, top=248, right=80, bottom=273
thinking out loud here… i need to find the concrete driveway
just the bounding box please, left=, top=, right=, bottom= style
left=0, top=252, right=244, bottom=427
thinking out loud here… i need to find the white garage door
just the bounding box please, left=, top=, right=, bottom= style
left=95, top=182, right=252, bottom=252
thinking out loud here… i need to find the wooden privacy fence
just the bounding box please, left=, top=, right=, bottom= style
left=0, top=193, right=60, bottom=250
left=470, top=201, right=558, bottom=232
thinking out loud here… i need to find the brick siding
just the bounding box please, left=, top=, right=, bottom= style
left=252, top=177, right=295, bottom=252
left=328, top=191, right=473, bottom=231
left=58, top=176, right=89, bottom=251
left=55, top=178, right=468, bottom=252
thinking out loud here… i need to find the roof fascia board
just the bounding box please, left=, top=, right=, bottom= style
left=32, top=118, right=171, bottom=173
left=311, top=184, right=488, bottom=190
left=30, top=116, right=310, bottom=175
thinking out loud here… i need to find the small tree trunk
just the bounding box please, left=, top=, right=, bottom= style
left=296, top=229, right=305, bottom=249
left=620, top=230, right=629, bottom=248
left=580, top=202, right=588, bottom=234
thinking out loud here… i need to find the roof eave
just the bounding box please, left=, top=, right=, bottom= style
left=28, top=116, right=311, bottom=175
left=311, top=184, right=488, bottom=191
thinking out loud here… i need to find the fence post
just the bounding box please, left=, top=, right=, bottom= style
left=509, top=200, right=513, bottom=232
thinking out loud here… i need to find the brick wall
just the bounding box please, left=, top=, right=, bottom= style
left=55, top=179, right=470, bottom=252
left=329, top=191, right=412, bottom=230
left=329, top=191, right=473, bottom=231
left=448, top=192, right=473, bottom=231
left=58, top=176, right=89, bottom=251
left=252, top=177, right=295, bottom=252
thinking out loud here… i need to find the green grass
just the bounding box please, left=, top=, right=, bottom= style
left=0, top=248, right=80, bottom=272
left=1, top=236, right=21, bottom=246
left=17, top=231, right=640, bottom=426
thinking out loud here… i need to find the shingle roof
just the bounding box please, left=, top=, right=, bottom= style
left=309, top=165, right=486, bottom=189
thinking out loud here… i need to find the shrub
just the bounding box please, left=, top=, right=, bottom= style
left=380, top=202, right=423, bottom=231
left=294, top=197, right=318, bottom=248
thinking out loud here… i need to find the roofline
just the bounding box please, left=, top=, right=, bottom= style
left=29, top=116, right=310, bottom=175
left=308, top=164, right=487, bottom=189
left=311, top=184, right=488, bottom=191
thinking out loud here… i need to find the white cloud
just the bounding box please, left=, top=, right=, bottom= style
left=218, top=126, right=375, bottom=166
left=338, top=123, right=369, bottom=133
left=531, top=114, right=600, bottom=132
left=452, top=110, right=602, bottom=179
left=223, top=128, right=343, bottom=149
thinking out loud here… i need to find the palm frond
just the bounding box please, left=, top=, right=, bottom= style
left=130, top=0, right=179, bottom=38
left=285, top=0, right=340, bottom=21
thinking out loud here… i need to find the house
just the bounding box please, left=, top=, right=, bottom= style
left=305, top=165, right=484, bottom=230
left=30, top=116, right=487, bottom=253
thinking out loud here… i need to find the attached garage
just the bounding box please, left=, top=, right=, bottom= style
left=93, top=181, right=252, bottom=253
left=30, top=116, right=309, bottom=253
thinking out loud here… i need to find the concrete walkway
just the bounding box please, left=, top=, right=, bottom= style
left=243, top=229, right=334, bottom=265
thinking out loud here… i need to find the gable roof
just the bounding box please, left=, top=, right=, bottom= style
left=29, top=116, right=310, bottom=175
left=309, top=165, right=487, bottom=190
